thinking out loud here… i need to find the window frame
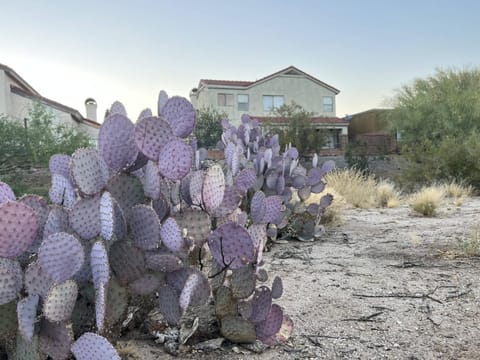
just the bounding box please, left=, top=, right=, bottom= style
left=263, top=95, right=285, bottom=112
left=323, top=96, right=333, bottom=112
left=237, top=94, right=249, bottom=111
left=218, top=93, right=234, bottom=107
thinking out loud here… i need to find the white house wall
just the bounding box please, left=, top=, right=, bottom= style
left=0, top=70, right=98, bottom=140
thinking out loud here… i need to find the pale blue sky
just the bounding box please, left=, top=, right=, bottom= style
left=1, top=0, right=479, bottom=121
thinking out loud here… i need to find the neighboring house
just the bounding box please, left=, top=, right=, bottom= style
left=348, top=108, right=397, bottom=154
left=190, top=66, right=349, bottom=155
left=0, top=63, right=100, bottom=140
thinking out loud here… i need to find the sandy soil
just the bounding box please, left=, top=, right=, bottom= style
left=118, top=197, right=480, bottom=360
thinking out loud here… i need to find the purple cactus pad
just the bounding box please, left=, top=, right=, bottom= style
left=208, top=222, right=255, bottom=270
left=160, top=96, right=196, bottom=138
left=158, top=138, right=193, bottom=181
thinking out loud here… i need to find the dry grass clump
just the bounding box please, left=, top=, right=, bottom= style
left=305, top=187, right=346, bottom=226
left=375, top=180, right=401, bottom=208
left=441, top=181, right=473, bottom=206
left=409, top=185, right=445, bottom=216
left=324, top=168, right=376, bottom=208
left=458, top=224, right=480, bottom=257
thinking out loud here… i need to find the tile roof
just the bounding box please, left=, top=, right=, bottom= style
left=253, top=116, right=350, bottom=125
left=198, top=66, right=340, bottom=94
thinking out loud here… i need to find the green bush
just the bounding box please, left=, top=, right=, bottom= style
left=389, top=67, right=480, bottom=189
left=193, top=107, right=225, bottom=148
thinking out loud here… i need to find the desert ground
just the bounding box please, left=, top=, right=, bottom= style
left=117, top=197, right=480, bottom=359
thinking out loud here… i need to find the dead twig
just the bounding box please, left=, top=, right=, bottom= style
left=342, top=311, right=383, bottom=322
left=353, top=287, right=443, bottom=304
left=445, top=289, right=472, bottom=300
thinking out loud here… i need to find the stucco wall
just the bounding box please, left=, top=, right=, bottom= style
left=0, top=72, right=98, bottom=141
left=192, top=74, right=337, bottom=125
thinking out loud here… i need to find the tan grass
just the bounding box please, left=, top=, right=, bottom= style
left=458, top=224, right=480, bottom=257
left=409, top=185, right=445, bottom=216
left=324, top=168, right=376, bottom=208
left=375, top=180, right=401, bottom=208
left=305, top=187, right=346, bottom=226
left=441, top=181, right=473, bottom=206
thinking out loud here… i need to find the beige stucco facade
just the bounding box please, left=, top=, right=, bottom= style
left=190, top=66, right=339, bottom=126
left=0, top=65, right=100, bottom=141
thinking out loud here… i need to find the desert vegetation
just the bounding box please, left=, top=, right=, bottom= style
left=0, top=68, right=479, bottom=359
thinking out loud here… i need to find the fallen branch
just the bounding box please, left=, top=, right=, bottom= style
left=342, top=311, right=383, bottom=322
left=353, top=287, right=443, bottom=304
left=445, top=289, right=472, bottom=300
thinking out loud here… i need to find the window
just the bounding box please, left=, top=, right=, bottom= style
left=323, top=96, right=333, bottom=112
left=323, top=129, right=341, bottom=149
left=238, top=94, right=249, bottom=111
left=263, top=95, right=284, bottom=112
left=218, top=93, right=234, bottom=106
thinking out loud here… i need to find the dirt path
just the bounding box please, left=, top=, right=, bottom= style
left=119, top=198, right=480, bottom=359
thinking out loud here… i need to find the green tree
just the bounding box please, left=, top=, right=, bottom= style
left=389, top=67, right=480, bottom=188
left=265, top=102, right=327, bottom=154
left=0, top=102, right=91, bottom=169
left=194, top=107, right=225, bottom=148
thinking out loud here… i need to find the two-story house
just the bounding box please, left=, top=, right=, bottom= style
left=190, top=66, right=349, bottom=154
left=0, top=63, right=100, bottom=141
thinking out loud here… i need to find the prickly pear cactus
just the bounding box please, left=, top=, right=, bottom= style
left=0, top=93, right=304, bottom=359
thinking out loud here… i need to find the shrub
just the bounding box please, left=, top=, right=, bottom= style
left=376, top=180, right=401, bottom=208
left=409, top=185, right=445, bottom=216
left=458, top=224, right=480, bottom=257
left=324, top=168, right=376, bottom=208
left=193, top=107, right=225, bottom=148
left=441, top=181, right=473, bottom=206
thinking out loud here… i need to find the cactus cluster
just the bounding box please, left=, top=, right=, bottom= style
left=0, top=92, right=334, bottom=358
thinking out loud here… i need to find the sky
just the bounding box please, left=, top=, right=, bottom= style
left=1, top=0, right=479, bottom=122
